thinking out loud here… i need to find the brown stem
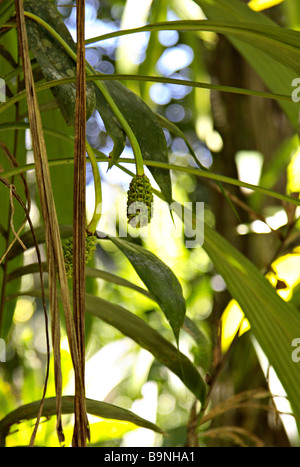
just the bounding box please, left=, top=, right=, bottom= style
left=72, top=0, right=89, bottom=447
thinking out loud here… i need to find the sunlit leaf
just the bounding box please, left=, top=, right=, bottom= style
left=221, top=300, right=251, bottom=353
left=84, top=292, right=205, bottom=403
left=248, top=0, right=285, bottom=12
left=85, top=8, right=298, bottom=126
left=172, top=201, right=300, bottom=432
left=7, top=260, right=212, bottom=375
left=19, top=287, right=206, bottom=404
left=0, top=396, right=164, bottom=446
left=196, top=0, right=298, bottom=126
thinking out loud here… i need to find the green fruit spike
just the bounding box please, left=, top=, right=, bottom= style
left=62, top=234, right=97, bottom=278
left=127, top=174, right=154, bottom=229
left=62, top=237, right=74, bottom=279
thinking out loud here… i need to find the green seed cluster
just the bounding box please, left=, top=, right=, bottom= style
left=62, top=234, right=97, bottom=278
left=62, top=238, right=74, bottom=278
left=127, top=174, right=153, bottom=229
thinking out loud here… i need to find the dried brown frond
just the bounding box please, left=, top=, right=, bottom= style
left=14, top=0, right=83, bottom=447
left=72, top=0, right=89, bottom=447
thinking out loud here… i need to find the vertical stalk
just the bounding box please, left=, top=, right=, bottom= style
left=72, top=0, right=89, bottom=447
left=86, top=142, right=102, bottom=234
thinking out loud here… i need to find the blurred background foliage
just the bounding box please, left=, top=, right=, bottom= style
left=1, top=0, right=300, bottom=447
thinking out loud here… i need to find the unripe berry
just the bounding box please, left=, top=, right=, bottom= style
left=127, top=174, right=153, bottom=228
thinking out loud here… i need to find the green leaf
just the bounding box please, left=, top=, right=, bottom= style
left=108, top=236, right=186, bottom=345
left=196, top=0, right=299, bottom=127
left=8, top=259, right=211, bottom=376
left=283, top=0, right=300, bottom=30
left=248, top=0, right=285, bottom=11
left=7, top=263, right=211, bottom=371
left=7, top=262, right=154, bottom=301
left=23, top=0, right=96, bottom=126
left=40, top=95, right=75, bottom=225
left=7, top=259, right=212, bottom=377
left=99, top=79, right=172, bottom=204
left=22, top=0, right=172, bottom=204
left=0, top=396, right=164, bottom=446
left=0, top=0, right=14, bottom=29
left=20, top=288, right=206, bottom=404
left=0, top=29, right=27, bottom=338
left=183, top=317, right=212, bottom=373
left=86, top=266, right=154, bottom=300
left=85, top=292, right=205, bottom=403
left=85, top=12, right=300, bottom=128
left=172, top=202, right=300, bottom=432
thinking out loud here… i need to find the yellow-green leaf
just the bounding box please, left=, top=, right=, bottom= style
left=248, top=0, right=285, bottom=12
left=0, top=396, right=164, bottom=446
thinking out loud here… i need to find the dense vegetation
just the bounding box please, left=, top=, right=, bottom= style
left=1, top=0, right=300, bottom=447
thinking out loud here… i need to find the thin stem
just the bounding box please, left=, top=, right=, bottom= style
left=0, top=74, right=293, bottom=118
left=82, top=19, right=300, bottom=57
left=2, top=156, right=300, bottom=208
left=86, top=142, right=102, bottom=233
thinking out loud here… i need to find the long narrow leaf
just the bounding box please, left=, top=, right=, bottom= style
left=196, top=0, right=298, bottom=126
left=19, top=288, right=206, bottom=405
left=170, top=202, right=300, bottom=433
left=7, top=263, right=154, bottom=301
left=0, top=396, right=164, bottom=447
